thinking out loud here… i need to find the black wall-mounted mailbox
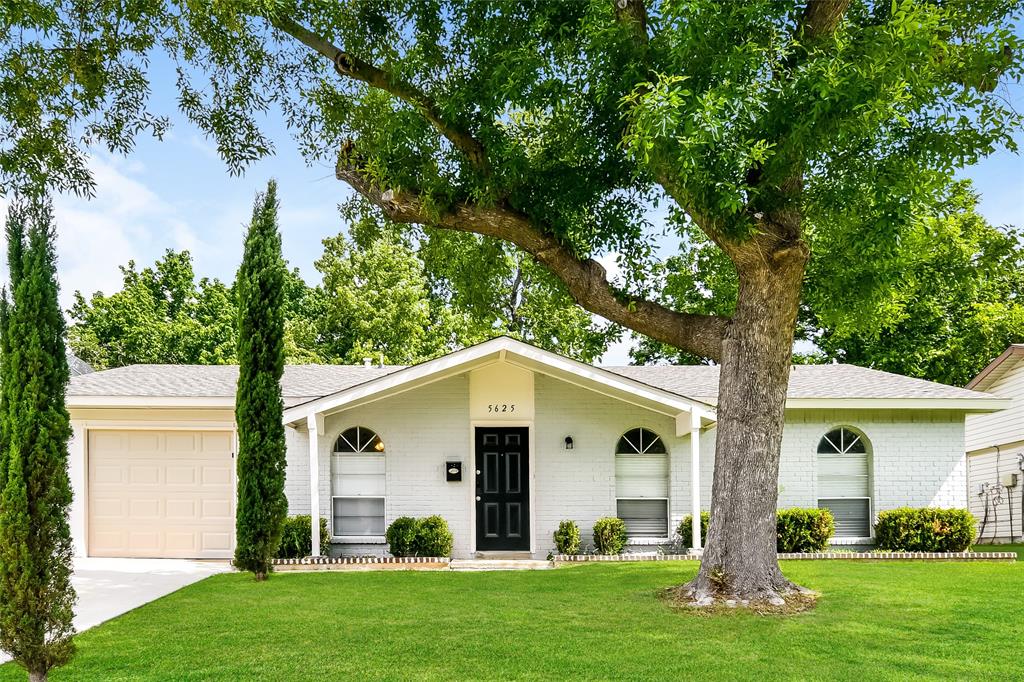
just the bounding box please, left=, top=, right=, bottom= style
left=446, top=461, right=462, bottom=482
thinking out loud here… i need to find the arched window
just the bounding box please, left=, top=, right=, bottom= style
left=816, top=427, right=871, bottom=538
left=332, top=427, right=385, bottom=538
left=615, top=428, right=669, bottom=538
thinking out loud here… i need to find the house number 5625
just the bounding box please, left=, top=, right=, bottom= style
left=487, top=403, right=515, bottom=413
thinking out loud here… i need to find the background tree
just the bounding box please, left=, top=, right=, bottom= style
left=634, top=183, right=1024, bottom=386
left=68, top=251, right=237, bottom=369
left=0, top=196, right=76, bottom=682
left=1, top=0, right=1021, bottom=605
left=233, top=181, right=288, bottom=581
left=68, top=235, right=614, bottom=367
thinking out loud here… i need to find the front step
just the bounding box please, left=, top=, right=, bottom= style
left=449, top=559, right=552, bottom=572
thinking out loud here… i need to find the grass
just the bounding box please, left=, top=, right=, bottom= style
left=972, top=542, right=1024, bottom=559
left=2, top=559, right=1023, bottom=681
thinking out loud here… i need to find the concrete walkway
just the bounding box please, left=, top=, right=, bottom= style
left=1, top=557, right=230, bottom=664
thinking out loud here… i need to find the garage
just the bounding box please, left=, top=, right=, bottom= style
left=88, top=429, right=234, bottom=558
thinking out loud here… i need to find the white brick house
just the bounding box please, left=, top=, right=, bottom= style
left=66, top=337, right=1006, bottom=559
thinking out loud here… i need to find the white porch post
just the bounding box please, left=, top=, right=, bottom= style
left=307, top=413, right=324, bottom=557
left=690, top=410, right=702, bottom=552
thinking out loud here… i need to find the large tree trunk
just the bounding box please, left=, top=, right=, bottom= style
left=683, top=242, right=809, bottom=605
left=29, top=671, right=47, bottom=682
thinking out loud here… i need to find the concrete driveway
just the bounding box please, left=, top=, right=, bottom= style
left=1, top=557, right=230, bottom=664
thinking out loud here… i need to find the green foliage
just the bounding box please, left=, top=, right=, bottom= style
left=776, top=508, right=836, bottom=553
left=68, top=250, right=239, bottom=369
left=276, top=515, right=331, bottom=560
left=385, top=517, right=420, bottom=558
left=676, top=512, right=711, bottom=550
left=553, top=520, right=581, bottom=555
left=412, top=516, right=454, bottom=558
left=0, top=195, right=76, bottom=678
left=677, top=510, right=834, bottom=552
left=233, top=181, right=289, bottom=579
left=875, top=507, right=976, bottom=552
left=592, top=517, right=628, bottom=555
left=4, top=2, right=1018, bottom=303
left=633, top=184, right=1024, bottom=385
left=68, top=230, right=613, bottom=368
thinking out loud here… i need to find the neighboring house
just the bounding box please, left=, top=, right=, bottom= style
left=65, top=336, right=1005, bottom=560
left=966, top=344, right=1024, bottom=543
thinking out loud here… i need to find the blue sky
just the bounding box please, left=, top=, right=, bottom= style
left=10, top=52, right=1024, bottom=365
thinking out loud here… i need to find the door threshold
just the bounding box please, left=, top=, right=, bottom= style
left=474, top=551, right=533, bottom=560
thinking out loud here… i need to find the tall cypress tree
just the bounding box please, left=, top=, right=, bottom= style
left=234, top=180, right=288, bottom=580
left=0, top=196, right=76, bottom=682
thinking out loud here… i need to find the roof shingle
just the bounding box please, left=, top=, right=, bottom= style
left=68, top=361, right=995, bottom=406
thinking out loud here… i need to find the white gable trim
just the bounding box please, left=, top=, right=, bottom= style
left=282, top=337, right=716, bottom=426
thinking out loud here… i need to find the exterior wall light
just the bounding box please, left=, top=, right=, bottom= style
left=564, top=436, right=574, bottom=450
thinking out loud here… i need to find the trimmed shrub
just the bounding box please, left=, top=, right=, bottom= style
left=553, top=520, right=581, bottom=555
left=776, top=508, right=835, bottom=553
left=676, top=511, right=711, bottom=549
left=592, top=517, right=628, bottom=555
left=875, top=507, right=976, bottom=552
left=414, top=515, right=454, bottom=557
left=276, top=515, right=331, bottom=559
left=386, top=516, right=420, bottom=557
left=675, top=509, right=835, bottom=552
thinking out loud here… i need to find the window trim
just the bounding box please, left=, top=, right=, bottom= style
left=330, top=494, right=386, bottom=541
left=330, top=426, right=386, bottom=541
left=816, top=426, right=873, bottom=540
left=614, top=497, right=671, bottom=541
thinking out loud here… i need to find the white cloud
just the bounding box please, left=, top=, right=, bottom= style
left=0, top=154, right=210, bottom=311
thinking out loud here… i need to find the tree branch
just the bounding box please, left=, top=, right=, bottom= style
left=799, top=0, right=851, bottom=41
left=336, top=157, right=728, bottom=361
left=272, top=15, right=491, bottom=175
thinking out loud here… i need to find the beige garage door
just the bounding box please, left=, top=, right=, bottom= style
left=89, top=430, right=234, bottom=558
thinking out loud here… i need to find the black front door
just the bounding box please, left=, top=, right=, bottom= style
left=475, top=427, right=530, bottom=551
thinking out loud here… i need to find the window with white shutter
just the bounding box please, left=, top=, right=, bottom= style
left=331, top=427, right=385, bottom=537
left=816, top=427, right=871, bottom=538
left=615, top=428, right=669, bottom=538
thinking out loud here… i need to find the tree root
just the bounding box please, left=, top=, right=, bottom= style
left=663, top=578, right=818, bottom=615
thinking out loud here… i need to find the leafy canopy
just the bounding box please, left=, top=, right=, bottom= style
left=633, top=182, right=1024, bottom=385
left=1, top=1, right=1020, bottom=349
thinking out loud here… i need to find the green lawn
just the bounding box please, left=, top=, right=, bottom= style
left=3, top=559, right=1022, bottom=681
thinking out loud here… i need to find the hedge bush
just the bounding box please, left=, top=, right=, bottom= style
left=553, top=520, right=581, bottom=555
left=875, top=507, right=976, bottom=552
left=385, top=516, right=419, bottom=557
left=676, top=511, right=711, bottom=549
left=776, top=508, right=835, bottom=553
left=676, top=508, right=835, bottom=552
left=276, top=515, right=331, bottom=559
left=413, top=515, right=455, bottom=557
left=592, top=517, right=628, bottom=555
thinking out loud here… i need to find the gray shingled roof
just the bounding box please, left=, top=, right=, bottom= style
left=606, top=364, right=996, bottom=403
left=68, top=364, right=404, bottom=407
left=68, top=360, right=995, bottom=406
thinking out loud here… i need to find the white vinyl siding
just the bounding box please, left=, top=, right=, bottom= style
left=816, top=427, right=871, bottom=538
left=615, top=431, right=669, bottom=538
left=331, top=453, right=385, bottom=537
left=966, top=359, right=1024, bottom=452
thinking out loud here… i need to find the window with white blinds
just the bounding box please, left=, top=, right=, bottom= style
left=815, top=427, right=871, bottom=538
left=332, top=427, right=385, bottom=537
left=615, top=428, right=669, bottom=538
